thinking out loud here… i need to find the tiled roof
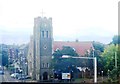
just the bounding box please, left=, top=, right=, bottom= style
left=53, top=41, right=94, bottom=56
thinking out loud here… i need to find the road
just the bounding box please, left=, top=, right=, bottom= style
left=0, top=69, right=21, bottom=82
left=0, top=69, right=34, bottom=83
left=0, top=74, right=4, bottom=82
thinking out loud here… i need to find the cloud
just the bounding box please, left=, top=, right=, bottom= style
left=0, top=0, right=118, bottom=44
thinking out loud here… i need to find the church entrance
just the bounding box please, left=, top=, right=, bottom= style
left=43, top=72, right=48, bottom=80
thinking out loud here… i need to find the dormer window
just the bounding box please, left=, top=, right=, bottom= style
left=73, top=48, right=75, bottom=51
left=55, top=48, right=59, bottom=51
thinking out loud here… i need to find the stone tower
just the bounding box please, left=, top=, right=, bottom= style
left=34, top=16, right=53, bottom=81
left=27, top=35, right=36, bottom=80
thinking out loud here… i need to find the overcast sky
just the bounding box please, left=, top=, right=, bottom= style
left=0, top=0, right=119, bottom=45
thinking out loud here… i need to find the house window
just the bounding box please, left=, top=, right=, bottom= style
left=42, top=31, right=44, bottom=37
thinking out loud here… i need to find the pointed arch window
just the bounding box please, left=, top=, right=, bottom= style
left=42, top=63, right=45, bottom=68
left=46, top=31, right=48, bottom=38
left=47, top=63, right=49, bottom=68
left=42, top=31, right=44, bottom=37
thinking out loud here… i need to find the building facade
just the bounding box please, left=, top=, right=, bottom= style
left=27, top=16, right=95, bottom=81
left=28, top=17, right=53, bottom=81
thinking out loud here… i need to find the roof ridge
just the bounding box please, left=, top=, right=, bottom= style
left=54, top=41, right=93, bottom=43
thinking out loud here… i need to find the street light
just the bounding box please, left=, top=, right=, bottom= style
left=93, top=48, right=95, bottom=57
left=25, top=62, right=27, bottom=75
left=115, top=52, right=117, bottom=69
left=101, top=71, right=103, bottom=81
left=108, top=69, right=110, bottom=79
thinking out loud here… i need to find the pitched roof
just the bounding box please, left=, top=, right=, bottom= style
left=53, top=41, right=94, bottom=56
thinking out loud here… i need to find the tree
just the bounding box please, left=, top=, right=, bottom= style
left=53, top=46, right=79, bottom=59
left=61, top=46, right=79, bottom=56
left=86, top=41, right=105, bottom=75
left=111, top=35, right=120, bottom=45
left=2, top=50, right=8, bottom=66
left=53, top=50, right=62, bottom=59
left=101, top=44, right=117, bottom=76
left=52, top=46, right=84, bottom=79
left=93, top=41, right=105, bottom=52
left=117, top=45, right=120, bottom=80
left=0, top=49, right=8, bottom=66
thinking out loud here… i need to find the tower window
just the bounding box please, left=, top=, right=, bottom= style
left=42, top=31, right=44, bottom=37
left=47, top=63, right=49, bottom=68
left=46, top=31, right=48, bottom=38
left=43, top=63, right=45, bottom=68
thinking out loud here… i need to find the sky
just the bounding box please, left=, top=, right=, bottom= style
left=0, top=0, right=119, bottom=45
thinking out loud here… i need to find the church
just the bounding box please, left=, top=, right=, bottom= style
left=27, top=16, right=94, bottom=81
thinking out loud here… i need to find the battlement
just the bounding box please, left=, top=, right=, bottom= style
left=34, top=16, right=52, bottom=25
left=34, top=16, right=52, bottom=21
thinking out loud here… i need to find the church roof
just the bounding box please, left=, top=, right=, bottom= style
left=53, top=41, right=94, bottom=56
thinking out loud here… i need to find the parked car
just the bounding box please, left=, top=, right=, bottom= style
left=17, top=75, right=31, bottom=80
left=16, top=74, right=25, bottom=79
left=18, top=75, right=26, bottom=80
left=10, top=73, right=19, bottom=78
left=16, top=74, right=22, bottom=79
left=25, top=76, right=31, bottom=79
left=0, top=70, right=4, bottom=75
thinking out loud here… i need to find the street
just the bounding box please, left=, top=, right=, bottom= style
left=0, top=69, right=20, bottom=82
left=0, top=74, right=4, bottom=82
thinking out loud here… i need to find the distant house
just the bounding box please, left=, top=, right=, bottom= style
left=53, top=41, right=94, bottom=56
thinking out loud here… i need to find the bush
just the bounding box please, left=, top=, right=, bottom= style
left=110, top=68, right=119, bottom=80
left=107, top=78, right=112, bottom=83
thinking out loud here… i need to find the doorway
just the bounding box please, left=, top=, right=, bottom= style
left=43, top=72, right=48, bottom=80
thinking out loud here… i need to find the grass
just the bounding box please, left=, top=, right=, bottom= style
left=73, top=78, right=88, bottom=83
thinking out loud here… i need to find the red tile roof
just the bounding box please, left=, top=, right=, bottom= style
left=53, top=41, right=94, bottom=56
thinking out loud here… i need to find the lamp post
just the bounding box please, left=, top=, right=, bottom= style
left=93, top=48, right=95, bottom=57
left=101, top=71, right=103, bottom=81
left=108, top=69, right=110, bottom=79
left=19, top=69, right=22, bottom=82
left=115, top=52, right=117, bottom=69
left=14, top=60, right=17, bottom=80
left=25, top=62, right=27, bottom=75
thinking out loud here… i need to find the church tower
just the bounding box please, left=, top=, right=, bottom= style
left=33, top=16, right=53, bottom=81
